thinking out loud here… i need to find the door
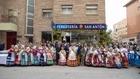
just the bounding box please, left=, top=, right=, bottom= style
left=6, top=32, right=17, bottom=49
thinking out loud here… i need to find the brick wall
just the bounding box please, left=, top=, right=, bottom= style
left=126, top=1, right=140, bottom=38
left=34, top=0, right=53, bottom=43
left=4, top=0, right=28, bottom=43
left=53, top=0, right=105, bottom=24
left=0, top=0, right=4, bottom=22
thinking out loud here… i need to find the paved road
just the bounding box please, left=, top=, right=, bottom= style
left=0, top=66, right=139, bottom=79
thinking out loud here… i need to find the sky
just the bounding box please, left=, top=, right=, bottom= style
left=105, top=0, right=130, bottom=31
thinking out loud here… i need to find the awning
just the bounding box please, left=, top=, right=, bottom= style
left=0, top=22, right=17, bottom=31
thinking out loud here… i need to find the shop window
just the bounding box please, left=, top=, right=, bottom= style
left=86, top=5, right=98, bottom=14
left=42, top=9, right=53, bottom=18
left=129, top=38, right=135, bottom=41
left=62, top=5, right=73, bottom=14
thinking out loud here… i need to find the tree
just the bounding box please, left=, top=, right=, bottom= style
left=53, top=29, right=61, bottom=41
left=98, top=29, right=113, bottom=46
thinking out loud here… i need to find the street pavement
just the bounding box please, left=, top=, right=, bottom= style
left=0, top=65, right=139, bottom=79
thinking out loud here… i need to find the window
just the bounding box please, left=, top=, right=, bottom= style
left=28, top=5, right=34, bottom=13
left=28, top=0, right=34, bottom=6
left=138, top=6, right=140, bottom=10
left=61, top=5, right=73, bottom=14
left=26, top=0, right=34, bottom=35
left=8, top=9, right=18, bottom=24
left=27, top=19, right=33, bottom=26
left=28, top=37, right=33, bottom=43
left=27, top=27, right=33, bottom=34
left=8, top=9, right=18, bottom=17
left=129, top=38, right=135, bottom=41
left=42, top=9, right=53, bottom=18
left=86, top=5, right=98, bottom=14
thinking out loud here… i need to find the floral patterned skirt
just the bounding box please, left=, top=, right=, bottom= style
left=67, top=60, right=78, bottom=67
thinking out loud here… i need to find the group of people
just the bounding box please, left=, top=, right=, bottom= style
left=5, top=41, right=140, bottom=68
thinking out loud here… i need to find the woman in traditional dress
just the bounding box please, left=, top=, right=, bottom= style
left=113, top=49, right=122, bottom=68
left=14, top=45, right=21, bottom=65
left=58, top=46, right=66, bottom=66
left=85, top=44, right=93, bottom=66
left=92, top=46, right=102, bottom=67
left=6, top=45, right=15, bottom=66
left=67, top=43, right=78, bottom=67
left=128, top=47, right=135, bottom=66
left=39, top=46, right=46, bottom=66
left=27, top=45, right=34, bottom=65
left=120, top=44, right=129, bottom=67
left=46, top=46, right=54, bottom=65
left=105, top=48, right=115, bottom=68
left=20, top=46, right=28, bottom=66
left=51, top=45, right=56, bottom=64
left=97, top=46, right=104, bottom=66
left=99, top=46, right=106, bottom=66
left=33, top=46, right=39, bottom=65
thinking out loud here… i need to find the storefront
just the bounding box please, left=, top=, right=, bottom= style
left=51, top=22, right=106, bottom=43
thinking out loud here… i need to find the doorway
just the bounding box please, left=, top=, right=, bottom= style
left=6, top=32, right=17, bottom=49
left=42, top=31, right=52, bottom=42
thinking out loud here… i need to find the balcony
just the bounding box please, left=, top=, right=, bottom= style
left=0, top=15, right=17, bottom=32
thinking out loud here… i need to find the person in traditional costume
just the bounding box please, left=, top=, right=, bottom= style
left=92, top=46, right=102, bottom=66
left=58, top=46, right=66, bottom=66
left=51, top=45, right=56, bottom=64
left=33, top=46, right=39, bottom=65
left=26, top=44, right=33, bottom=66
left=67, top=43, right=78, bottom=67
left=14, top=45, right=21, bottom=65
left=6, top=45, right=15, bottom=66
left=46, top=46, right=54, bottom=65
left=105, top=48, right=115, bottom=68
left=97, top=46, right=104, bottom=66
left=99, top=46, right=106, bottom=66
left=85, top=44, right=93, bottom=66
left=128, top=47, right=135, bottom=66
left=120, top=44, right=129, bottom=68
left=20, top=46, right=28, bottom=66
left=113, top=49, right=122, bottom=68
left=39, top=46, right=46, bottom=66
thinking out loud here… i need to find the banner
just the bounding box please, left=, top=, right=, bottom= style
left=51, top=23, right=106, bottom=30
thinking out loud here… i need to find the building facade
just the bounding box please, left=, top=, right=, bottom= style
left=124, top=0, right=140, bottom=43
left=111, top=19, right=127, bottom=43
left=0, top=0, right=106, bottom=49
